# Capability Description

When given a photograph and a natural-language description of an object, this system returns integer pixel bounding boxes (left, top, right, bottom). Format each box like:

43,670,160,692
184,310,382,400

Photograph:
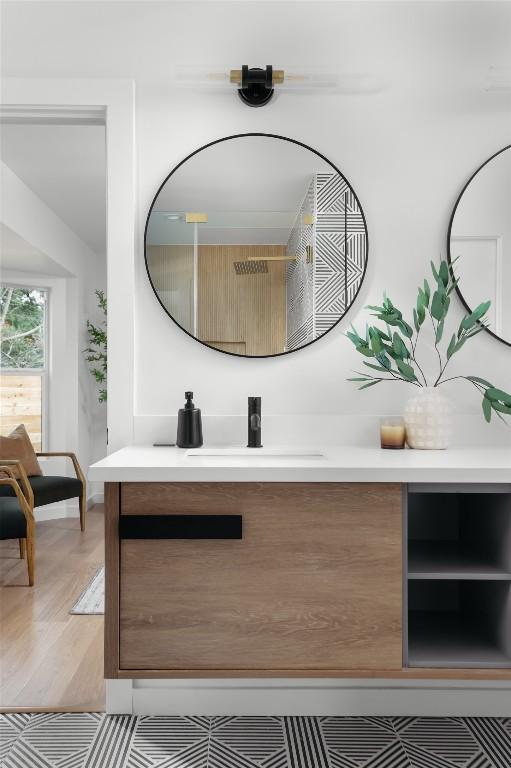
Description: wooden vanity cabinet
105,482,403,676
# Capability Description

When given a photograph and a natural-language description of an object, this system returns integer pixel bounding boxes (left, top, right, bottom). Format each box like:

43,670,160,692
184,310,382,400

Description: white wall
132,7,511,439
136,91,511,421
1,162,107,501
2,1,511,446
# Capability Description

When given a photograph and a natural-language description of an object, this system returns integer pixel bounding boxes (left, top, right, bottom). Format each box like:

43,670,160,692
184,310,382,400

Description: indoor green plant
346,258,511,448
83,289,107,403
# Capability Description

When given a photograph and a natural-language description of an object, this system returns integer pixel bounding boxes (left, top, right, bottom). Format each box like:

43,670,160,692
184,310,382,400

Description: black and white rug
2,714,511,768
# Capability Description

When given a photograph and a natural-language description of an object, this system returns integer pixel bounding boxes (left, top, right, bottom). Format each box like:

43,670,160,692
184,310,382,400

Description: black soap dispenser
177,391,203,448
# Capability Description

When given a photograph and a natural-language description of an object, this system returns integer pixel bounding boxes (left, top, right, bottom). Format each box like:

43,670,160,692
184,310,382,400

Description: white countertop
89,444,511,484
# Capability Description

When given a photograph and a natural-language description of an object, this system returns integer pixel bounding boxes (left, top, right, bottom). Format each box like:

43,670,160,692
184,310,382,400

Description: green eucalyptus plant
346,257,511,423
83,289,107,403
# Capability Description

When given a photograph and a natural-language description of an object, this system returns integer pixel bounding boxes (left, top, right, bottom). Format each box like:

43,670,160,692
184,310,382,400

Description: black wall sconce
230,65,284,107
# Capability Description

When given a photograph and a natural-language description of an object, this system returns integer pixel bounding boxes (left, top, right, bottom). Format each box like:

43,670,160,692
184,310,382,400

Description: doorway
0,103,115,711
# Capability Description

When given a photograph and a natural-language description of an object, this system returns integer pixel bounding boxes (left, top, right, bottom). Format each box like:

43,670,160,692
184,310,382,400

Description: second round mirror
449,145,511,347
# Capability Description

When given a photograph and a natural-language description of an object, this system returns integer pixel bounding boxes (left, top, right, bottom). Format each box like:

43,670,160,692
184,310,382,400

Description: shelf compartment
408,541,511,580
408,610,510,668
407,580,511,669
408,492,511,580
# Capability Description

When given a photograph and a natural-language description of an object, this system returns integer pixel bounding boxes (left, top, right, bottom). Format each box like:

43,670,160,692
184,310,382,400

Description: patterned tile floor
1,714,511,768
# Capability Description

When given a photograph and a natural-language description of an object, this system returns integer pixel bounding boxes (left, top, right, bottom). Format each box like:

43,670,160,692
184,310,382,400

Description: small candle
380,417,406,449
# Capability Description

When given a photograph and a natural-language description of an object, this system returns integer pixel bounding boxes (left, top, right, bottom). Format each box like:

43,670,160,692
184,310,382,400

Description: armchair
0,453,86,531
0,465,35,586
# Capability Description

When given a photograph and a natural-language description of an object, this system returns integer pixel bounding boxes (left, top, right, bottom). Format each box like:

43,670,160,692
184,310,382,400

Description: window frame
1,282,50,451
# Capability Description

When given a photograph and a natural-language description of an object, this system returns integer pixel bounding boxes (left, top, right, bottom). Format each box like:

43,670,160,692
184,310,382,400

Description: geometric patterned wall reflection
286,173,367,350
315,174,367,338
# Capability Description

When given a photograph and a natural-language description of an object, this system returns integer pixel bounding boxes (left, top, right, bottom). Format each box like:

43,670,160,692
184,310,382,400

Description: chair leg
79,493,86,532
19,538,26,559
26,537,35,586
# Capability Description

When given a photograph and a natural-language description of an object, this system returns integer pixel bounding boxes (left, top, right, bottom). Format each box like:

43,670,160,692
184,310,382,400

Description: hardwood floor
0,505,105,711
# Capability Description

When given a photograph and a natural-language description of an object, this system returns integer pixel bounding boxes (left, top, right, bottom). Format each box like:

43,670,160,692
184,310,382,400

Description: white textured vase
404,387,452,449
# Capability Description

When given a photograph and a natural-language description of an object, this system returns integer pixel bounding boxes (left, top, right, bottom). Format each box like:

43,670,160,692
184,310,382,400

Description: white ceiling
147,135,330,244
0,223,72,277
152,136,330,212
1,124,106,253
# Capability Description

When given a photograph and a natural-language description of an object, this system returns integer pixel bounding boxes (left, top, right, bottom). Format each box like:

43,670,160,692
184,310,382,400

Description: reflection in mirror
449,145,511,347
145,135,368,357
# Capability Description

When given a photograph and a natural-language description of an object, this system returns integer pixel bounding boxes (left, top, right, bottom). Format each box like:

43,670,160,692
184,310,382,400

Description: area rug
69,566,104,614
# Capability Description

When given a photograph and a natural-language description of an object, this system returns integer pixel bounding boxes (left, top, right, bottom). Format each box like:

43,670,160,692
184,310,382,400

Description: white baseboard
106,679,511,717
33,494,103,522
35,502,78,521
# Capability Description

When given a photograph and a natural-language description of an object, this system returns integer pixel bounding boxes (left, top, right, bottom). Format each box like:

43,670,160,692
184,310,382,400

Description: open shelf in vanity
405,485,511,669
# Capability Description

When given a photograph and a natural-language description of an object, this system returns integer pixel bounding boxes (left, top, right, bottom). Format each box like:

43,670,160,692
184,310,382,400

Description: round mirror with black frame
447,144,511,348
144,133,368,358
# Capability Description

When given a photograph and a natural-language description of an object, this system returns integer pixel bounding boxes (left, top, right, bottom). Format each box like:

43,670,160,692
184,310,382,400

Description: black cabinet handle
119,514,242,540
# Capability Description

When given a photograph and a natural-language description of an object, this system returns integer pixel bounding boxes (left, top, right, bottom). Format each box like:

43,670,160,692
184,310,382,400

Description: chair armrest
0,460,34,508
0,475,35,524
36,452,86,489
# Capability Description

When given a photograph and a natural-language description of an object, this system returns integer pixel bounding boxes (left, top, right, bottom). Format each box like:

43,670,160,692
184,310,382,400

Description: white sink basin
185,447,325,459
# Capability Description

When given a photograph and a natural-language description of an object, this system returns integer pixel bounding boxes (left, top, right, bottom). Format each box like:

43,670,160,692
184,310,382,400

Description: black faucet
247,396,262,448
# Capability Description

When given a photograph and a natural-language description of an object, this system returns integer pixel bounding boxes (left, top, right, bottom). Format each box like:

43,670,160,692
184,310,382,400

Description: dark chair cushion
0,498,27,539
0,476,83,507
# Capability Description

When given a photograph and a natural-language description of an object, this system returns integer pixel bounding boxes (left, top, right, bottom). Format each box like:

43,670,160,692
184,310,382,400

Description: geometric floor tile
461,719,511,768
321,716,400,765
3,712,103,768
211,716,285,765
0,714,26,757
396,717,481,766
284,717,331,768
0,714,27,763
208,739,263,768
4,739,55,768
366,741,410,767
1,715,511,768
22,713,102,765
130,716,209,768
401,739,461,768
84,715,137,768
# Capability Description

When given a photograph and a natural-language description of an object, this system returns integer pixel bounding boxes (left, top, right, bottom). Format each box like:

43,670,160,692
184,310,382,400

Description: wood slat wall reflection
198,245,286,356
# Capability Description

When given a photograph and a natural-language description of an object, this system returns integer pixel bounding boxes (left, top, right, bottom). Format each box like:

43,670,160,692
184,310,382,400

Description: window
0,286,48,450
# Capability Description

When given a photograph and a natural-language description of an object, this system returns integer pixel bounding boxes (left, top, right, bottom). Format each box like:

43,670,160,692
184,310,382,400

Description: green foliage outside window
0,287,46,369
84,289,107,403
